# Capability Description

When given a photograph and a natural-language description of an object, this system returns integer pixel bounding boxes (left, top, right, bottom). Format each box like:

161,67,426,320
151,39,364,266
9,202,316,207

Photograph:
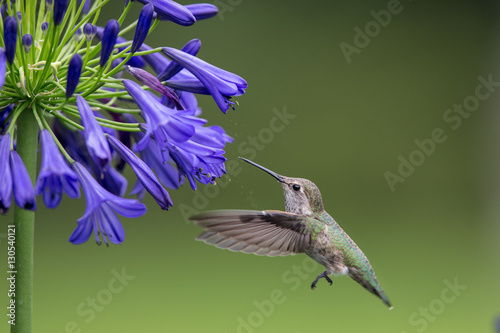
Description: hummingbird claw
311,271,331,290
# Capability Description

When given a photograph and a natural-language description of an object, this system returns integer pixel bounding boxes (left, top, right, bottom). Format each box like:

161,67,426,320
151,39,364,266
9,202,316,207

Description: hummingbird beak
239,157,285,182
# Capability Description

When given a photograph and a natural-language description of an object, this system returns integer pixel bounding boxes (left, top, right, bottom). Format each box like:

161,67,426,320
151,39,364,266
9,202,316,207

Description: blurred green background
2,0,500,332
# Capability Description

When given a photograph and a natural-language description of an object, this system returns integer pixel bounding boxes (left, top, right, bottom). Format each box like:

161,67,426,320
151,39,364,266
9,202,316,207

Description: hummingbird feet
311,271,333,290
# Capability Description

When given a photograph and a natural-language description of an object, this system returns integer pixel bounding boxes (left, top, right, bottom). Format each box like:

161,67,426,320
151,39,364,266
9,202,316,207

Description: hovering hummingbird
190,157,392,309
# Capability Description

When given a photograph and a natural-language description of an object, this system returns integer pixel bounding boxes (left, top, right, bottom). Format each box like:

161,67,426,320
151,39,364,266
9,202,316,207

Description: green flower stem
12,108,39,333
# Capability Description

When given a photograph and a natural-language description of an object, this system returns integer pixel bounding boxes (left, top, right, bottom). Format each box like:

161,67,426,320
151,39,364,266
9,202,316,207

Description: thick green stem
11,109,39,333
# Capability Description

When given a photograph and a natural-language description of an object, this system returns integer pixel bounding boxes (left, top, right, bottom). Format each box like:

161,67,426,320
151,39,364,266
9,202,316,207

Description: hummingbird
190,157,392,309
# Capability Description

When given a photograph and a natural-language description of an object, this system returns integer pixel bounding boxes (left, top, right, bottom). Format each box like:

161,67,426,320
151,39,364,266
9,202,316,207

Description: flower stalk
12,108,38,333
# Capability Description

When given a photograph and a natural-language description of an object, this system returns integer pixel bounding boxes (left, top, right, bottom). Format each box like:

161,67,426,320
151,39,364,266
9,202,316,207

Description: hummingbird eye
292,184,301,191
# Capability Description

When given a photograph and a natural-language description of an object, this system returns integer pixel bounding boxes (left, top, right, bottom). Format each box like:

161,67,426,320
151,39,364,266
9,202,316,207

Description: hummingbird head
239,157,324,215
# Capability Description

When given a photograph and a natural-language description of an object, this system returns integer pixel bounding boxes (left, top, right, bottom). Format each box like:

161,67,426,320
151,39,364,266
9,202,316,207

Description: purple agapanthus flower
69,162,146,245
162,47,247,113
0,0,245,245
36,130,80,208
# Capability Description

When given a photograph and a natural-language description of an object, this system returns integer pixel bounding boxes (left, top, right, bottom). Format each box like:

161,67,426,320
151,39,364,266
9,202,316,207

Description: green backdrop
2,0,499,332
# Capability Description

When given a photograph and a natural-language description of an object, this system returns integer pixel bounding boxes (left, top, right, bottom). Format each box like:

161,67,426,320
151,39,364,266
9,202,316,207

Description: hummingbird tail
348,268,393,309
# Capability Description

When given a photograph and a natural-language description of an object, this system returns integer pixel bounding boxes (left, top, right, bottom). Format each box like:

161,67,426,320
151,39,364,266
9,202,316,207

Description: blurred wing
190,209,312,257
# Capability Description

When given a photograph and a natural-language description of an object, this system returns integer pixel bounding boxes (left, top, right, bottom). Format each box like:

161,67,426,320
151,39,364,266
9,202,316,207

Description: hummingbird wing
190,209,312,257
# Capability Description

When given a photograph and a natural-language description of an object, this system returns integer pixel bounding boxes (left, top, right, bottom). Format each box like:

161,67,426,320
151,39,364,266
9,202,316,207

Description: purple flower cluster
0,0,246,245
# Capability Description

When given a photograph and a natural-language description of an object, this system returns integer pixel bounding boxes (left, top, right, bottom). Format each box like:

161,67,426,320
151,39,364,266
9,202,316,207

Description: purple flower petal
126,66,183,109
0,134,12,213
10,150,36,211
108,135,173,210
122,79,195,150
76,95,112,169
0,48,6,91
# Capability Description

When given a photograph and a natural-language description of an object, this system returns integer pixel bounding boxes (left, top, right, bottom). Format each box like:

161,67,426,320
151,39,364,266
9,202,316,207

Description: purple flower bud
36,130,80,208
76,95,112,169
185,4,218,21
83,23,95,42
157,39,200,81
10,150,37,211
126,66,183,109
99,19,119,67
136,0,195,26
107,135,173,210
78,0,91,14
0,134,12,213
0,4,6,21
0,48,6,90
4,16,18,64
66,54,82,99
41,22,49,33
131,4,154,53
22,34,33,53
17,11,22,21
53,0,69,26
